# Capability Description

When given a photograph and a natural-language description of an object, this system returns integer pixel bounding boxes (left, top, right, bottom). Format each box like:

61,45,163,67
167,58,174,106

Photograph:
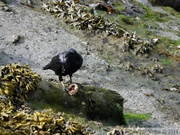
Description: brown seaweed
0,63,92,134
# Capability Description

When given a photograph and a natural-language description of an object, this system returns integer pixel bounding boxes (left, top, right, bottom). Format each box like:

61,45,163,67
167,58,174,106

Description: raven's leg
59,75,68,92
69,74,72,84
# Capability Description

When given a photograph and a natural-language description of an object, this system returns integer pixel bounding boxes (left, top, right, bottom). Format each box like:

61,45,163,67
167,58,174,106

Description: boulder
149,0,180,11
29,81,126,125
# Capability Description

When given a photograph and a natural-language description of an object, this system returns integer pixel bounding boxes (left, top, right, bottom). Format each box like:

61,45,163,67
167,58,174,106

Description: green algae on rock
124,113,151,125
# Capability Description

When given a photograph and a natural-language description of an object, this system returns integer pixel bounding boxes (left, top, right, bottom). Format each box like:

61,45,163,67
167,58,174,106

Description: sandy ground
0,1,180,134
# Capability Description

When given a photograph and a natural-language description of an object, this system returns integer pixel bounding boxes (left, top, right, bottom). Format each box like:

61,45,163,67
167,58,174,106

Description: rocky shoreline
0,0,179,134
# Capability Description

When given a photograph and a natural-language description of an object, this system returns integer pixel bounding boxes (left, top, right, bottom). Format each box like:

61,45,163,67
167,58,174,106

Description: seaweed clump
0,63,41,106
42,0,125,37
0,63,92,134
0,101,90,134
42,0,156,56
122,32,156,55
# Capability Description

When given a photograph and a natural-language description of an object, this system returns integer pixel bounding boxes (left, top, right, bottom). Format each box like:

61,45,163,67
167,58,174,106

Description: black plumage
43,48,83,91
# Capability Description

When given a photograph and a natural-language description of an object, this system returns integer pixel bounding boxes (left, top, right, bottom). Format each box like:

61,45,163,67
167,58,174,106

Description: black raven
43,48,83,91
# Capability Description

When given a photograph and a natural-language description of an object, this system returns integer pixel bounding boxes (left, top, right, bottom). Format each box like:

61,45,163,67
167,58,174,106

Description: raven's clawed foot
61,81,69,92
64,87,69,92
61,81,78,95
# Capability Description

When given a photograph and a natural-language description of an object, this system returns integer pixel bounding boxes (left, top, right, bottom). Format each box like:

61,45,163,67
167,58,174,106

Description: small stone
3,6,10,11
81,41,89,45
152,38,158,44
135,16,140,20
12,35,21,44
81,102,86,105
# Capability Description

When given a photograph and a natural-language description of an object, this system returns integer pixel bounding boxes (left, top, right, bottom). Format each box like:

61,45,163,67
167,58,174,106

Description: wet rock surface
0,0,180,134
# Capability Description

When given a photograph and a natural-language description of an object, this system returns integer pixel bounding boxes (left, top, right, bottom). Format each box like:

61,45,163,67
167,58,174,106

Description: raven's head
69,48,77,54
66,48,78,58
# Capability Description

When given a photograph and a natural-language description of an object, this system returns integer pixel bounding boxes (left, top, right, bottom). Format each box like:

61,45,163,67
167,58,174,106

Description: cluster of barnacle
0,63,92,134
138,64,163,78
42,0,125,37
0,63,41,105
122,32,154,55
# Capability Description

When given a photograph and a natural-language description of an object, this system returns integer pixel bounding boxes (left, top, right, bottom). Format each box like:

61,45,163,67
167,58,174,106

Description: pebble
12,35,21,44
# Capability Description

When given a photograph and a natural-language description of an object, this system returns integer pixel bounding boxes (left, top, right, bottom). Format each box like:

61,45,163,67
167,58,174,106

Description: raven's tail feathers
43,63,51,70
